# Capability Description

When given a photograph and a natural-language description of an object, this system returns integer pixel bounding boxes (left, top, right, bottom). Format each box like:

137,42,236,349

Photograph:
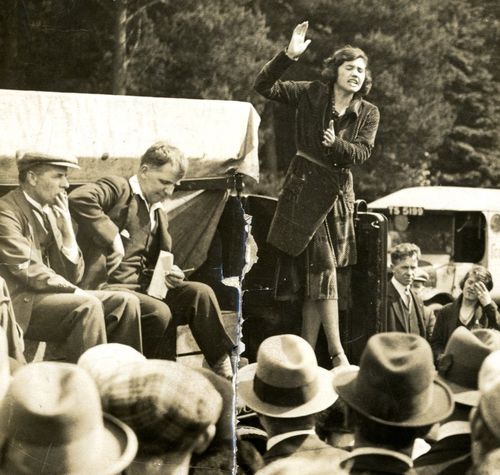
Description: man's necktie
33,208,52,235
404,287,412,310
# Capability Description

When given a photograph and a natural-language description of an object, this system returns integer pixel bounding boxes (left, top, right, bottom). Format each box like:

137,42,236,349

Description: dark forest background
1,0,499,201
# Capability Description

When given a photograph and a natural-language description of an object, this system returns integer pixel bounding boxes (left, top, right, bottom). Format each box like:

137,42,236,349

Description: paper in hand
147,251,174,299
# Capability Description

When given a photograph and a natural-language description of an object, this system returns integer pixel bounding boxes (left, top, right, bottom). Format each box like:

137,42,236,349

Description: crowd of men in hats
0,145,500,473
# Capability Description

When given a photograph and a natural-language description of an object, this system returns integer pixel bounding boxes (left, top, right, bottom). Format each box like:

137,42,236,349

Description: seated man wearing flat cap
0,152,142,362
238,334,346,467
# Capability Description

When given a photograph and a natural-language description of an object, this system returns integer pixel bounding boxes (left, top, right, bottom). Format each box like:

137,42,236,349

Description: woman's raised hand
286,21,311,60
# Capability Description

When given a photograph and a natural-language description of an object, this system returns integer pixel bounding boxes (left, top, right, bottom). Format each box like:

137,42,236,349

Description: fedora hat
478,378,500,441
478,350,500,394
333,332,454,427
237,334,338,418
413,268,429,284
16,150,80,171
0,362,137,475
437,327,500,406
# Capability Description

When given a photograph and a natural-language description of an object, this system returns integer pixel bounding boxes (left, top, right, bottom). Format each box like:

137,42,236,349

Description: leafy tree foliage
431,0,500,187
0,0,498,198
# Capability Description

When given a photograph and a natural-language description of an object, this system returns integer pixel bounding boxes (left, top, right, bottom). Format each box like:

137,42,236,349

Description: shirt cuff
61,243,79,264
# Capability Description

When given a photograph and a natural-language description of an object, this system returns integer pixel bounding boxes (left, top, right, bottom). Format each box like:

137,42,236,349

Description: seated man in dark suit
237,334,346,467
387,243,427,337
0,152,142,363
69,141,235,377
332,332,455,474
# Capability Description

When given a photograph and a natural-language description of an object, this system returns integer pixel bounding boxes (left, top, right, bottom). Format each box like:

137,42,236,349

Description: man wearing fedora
0,152,142,362
332,332,455,474
0,361,138,474
238,334,346,466
414,327,500,474
387,243,427,337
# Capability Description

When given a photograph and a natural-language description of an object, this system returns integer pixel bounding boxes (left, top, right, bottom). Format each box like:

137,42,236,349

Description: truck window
453,212,486,263
386,211,486,263
387,213,454,256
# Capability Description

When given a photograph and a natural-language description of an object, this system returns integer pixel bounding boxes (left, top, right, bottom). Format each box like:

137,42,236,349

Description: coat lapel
388,281,408,331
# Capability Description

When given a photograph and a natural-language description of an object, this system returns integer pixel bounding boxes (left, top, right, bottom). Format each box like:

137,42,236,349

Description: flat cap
16,151,80,171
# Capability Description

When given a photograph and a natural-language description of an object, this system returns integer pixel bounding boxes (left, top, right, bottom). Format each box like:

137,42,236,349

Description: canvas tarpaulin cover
0,89,261,273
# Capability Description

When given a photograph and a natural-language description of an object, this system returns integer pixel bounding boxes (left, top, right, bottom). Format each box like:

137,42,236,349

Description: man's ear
25,170,37,187
192,424,216,455
470,407,485,442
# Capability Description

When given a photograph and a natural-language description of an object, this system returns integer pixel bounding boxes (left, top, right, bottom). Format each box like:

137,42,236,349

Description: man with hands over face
0,152,142,363
69,142,235,378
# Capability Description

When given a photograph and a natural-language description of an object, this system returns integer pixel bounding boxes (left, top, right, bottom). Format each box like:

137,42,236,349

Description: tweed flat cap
101,359,223,455
16,151,80,171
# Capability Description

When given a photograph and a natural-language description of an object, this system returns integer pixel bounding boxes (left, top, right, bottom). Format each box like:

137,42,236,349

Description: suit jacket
414,434,471,475
68,176,172,290
263,433,346,466
386,281,426,338
0,188,83,331
430,296,499,362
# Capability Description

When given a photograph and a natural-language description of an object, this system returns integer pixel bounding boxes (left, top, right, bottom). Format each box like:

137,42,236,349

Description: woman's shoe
331,352,350,368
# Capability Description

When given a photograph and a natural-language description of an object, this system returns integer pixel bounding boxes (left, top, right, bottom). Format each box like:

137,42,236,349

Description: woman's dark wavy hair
321,45,372,97
459,265,494,292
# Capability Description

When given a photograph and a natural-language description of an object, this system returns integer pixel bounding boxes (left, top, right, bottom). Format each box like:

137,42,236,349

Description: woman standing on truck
255,21,380,367
430,265,500,363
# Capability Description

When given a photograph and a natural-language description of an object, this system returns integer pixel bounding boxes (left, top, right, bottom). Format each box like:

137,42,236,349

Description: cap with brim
238,362,337,418
333,368,454,427
16,151,80,171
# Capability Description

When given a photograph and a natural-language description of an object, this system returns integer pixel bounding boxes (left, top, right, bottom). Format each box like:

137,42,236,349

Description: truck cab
369,186,500,305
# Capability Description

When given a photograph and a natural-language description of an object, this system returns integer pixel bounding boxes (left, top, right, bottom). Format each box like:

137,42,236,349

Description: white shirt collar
436,421,471,441
129,175,163,230
266,429,316,451
392,276,410,302
23,191,49,214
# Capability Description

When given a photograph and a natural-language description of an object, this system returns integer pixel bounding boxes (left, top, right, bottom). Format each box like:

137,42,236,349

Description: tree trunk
112,0,127,95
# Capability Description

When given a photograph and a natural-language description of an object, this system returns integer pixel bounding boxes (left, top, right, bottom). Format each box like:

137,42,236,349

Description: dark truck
0,88,386,366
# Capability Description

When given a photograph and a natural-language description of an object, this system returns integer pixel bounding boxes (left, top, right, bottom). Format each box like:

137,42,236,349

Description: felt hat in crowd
437,327,500,406
413,268,430,283
15,150,80,171
99,359,223,455
478,350,500,394
333,332,454,427
238,334,338,418
477,350,500,442
78,343,146,393
0,362,137,475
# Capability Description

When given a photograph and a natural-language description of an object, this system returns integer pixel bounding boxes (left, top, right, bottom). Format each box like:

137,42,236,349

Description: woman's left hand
475,281,492,306
322,120,336,147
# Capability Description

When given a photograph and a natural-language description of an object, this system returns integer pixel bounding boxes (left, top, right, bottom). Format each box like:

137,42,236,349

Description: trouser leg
166,281,234,366
89,290,143,353
25,292,107,363
105,287,173,359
